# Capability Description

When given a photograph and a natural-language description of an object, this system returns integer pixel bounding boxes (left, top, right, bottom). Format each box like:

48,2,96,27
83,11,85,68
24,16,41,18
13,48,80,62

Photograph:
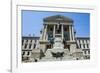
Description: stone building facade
22,15,90,62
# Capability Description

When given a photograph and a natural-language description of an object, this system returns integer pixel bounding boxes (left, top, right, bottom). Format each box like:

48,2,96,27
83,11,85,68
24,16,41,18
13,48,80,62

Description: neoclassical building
22,15,90,62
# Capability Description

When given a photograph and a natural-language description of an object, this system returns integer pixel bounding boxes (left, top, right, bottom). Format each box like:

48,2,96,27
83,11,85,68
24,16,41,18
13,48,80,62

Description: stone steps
39,49,75,61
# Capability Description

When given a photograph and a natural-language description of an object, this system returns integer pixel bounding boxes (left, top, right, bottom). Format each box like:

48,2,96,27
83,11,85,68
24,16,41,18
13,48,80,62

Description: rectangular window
22,51,25,55
87,44,89,48
83,44,85,48
34,44,36,49
84,51,87,54
24,44,27,49
29,44,32,49
85,40,87,43
82,40,84,44
80,44,81,48
27,51,30,55
88,50,90,54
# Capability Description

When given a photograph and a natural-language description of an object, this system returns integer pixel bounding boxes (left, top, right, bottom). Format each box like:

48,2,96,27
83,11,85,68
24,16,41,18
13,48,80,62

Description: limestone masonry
22,15,90,62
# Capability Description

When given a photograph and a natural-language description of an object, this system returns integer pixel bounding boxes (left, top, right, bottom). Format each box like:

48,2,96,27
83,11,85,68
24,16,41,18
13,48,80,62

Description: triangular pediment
43,15,73,22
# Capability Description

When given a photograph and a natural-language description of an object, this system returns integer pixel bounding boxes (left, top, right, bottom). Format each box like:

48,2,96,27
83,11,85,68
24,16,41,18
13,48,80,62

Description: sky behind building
22,10,90,37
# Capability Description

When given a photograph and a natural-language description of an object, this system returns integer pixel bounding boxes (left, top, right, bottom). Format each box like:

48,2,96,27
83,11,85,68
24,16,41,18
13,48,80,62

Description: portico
41,23,75,42
39,15,76,55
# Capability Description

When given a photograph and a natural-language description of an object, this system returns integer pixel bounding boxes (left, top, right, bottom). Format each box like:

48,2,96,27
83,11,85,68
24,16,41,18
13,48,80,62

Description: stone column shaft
53,25,55,38
72,26,75,41
44,25,47,40
69,25,72,41
62,24,64,40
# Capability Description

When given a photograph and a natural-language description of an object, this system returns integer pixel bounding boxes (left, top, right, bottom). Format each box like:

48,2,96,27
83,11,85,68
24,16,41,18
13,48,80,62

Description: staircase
39,37,76,61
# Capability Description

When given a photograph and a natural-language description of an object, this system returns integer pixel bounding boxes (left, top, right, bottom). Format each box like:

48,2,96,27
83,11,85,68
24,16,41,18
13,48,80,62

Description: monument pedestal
40,37,73,61
39,40,48,53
